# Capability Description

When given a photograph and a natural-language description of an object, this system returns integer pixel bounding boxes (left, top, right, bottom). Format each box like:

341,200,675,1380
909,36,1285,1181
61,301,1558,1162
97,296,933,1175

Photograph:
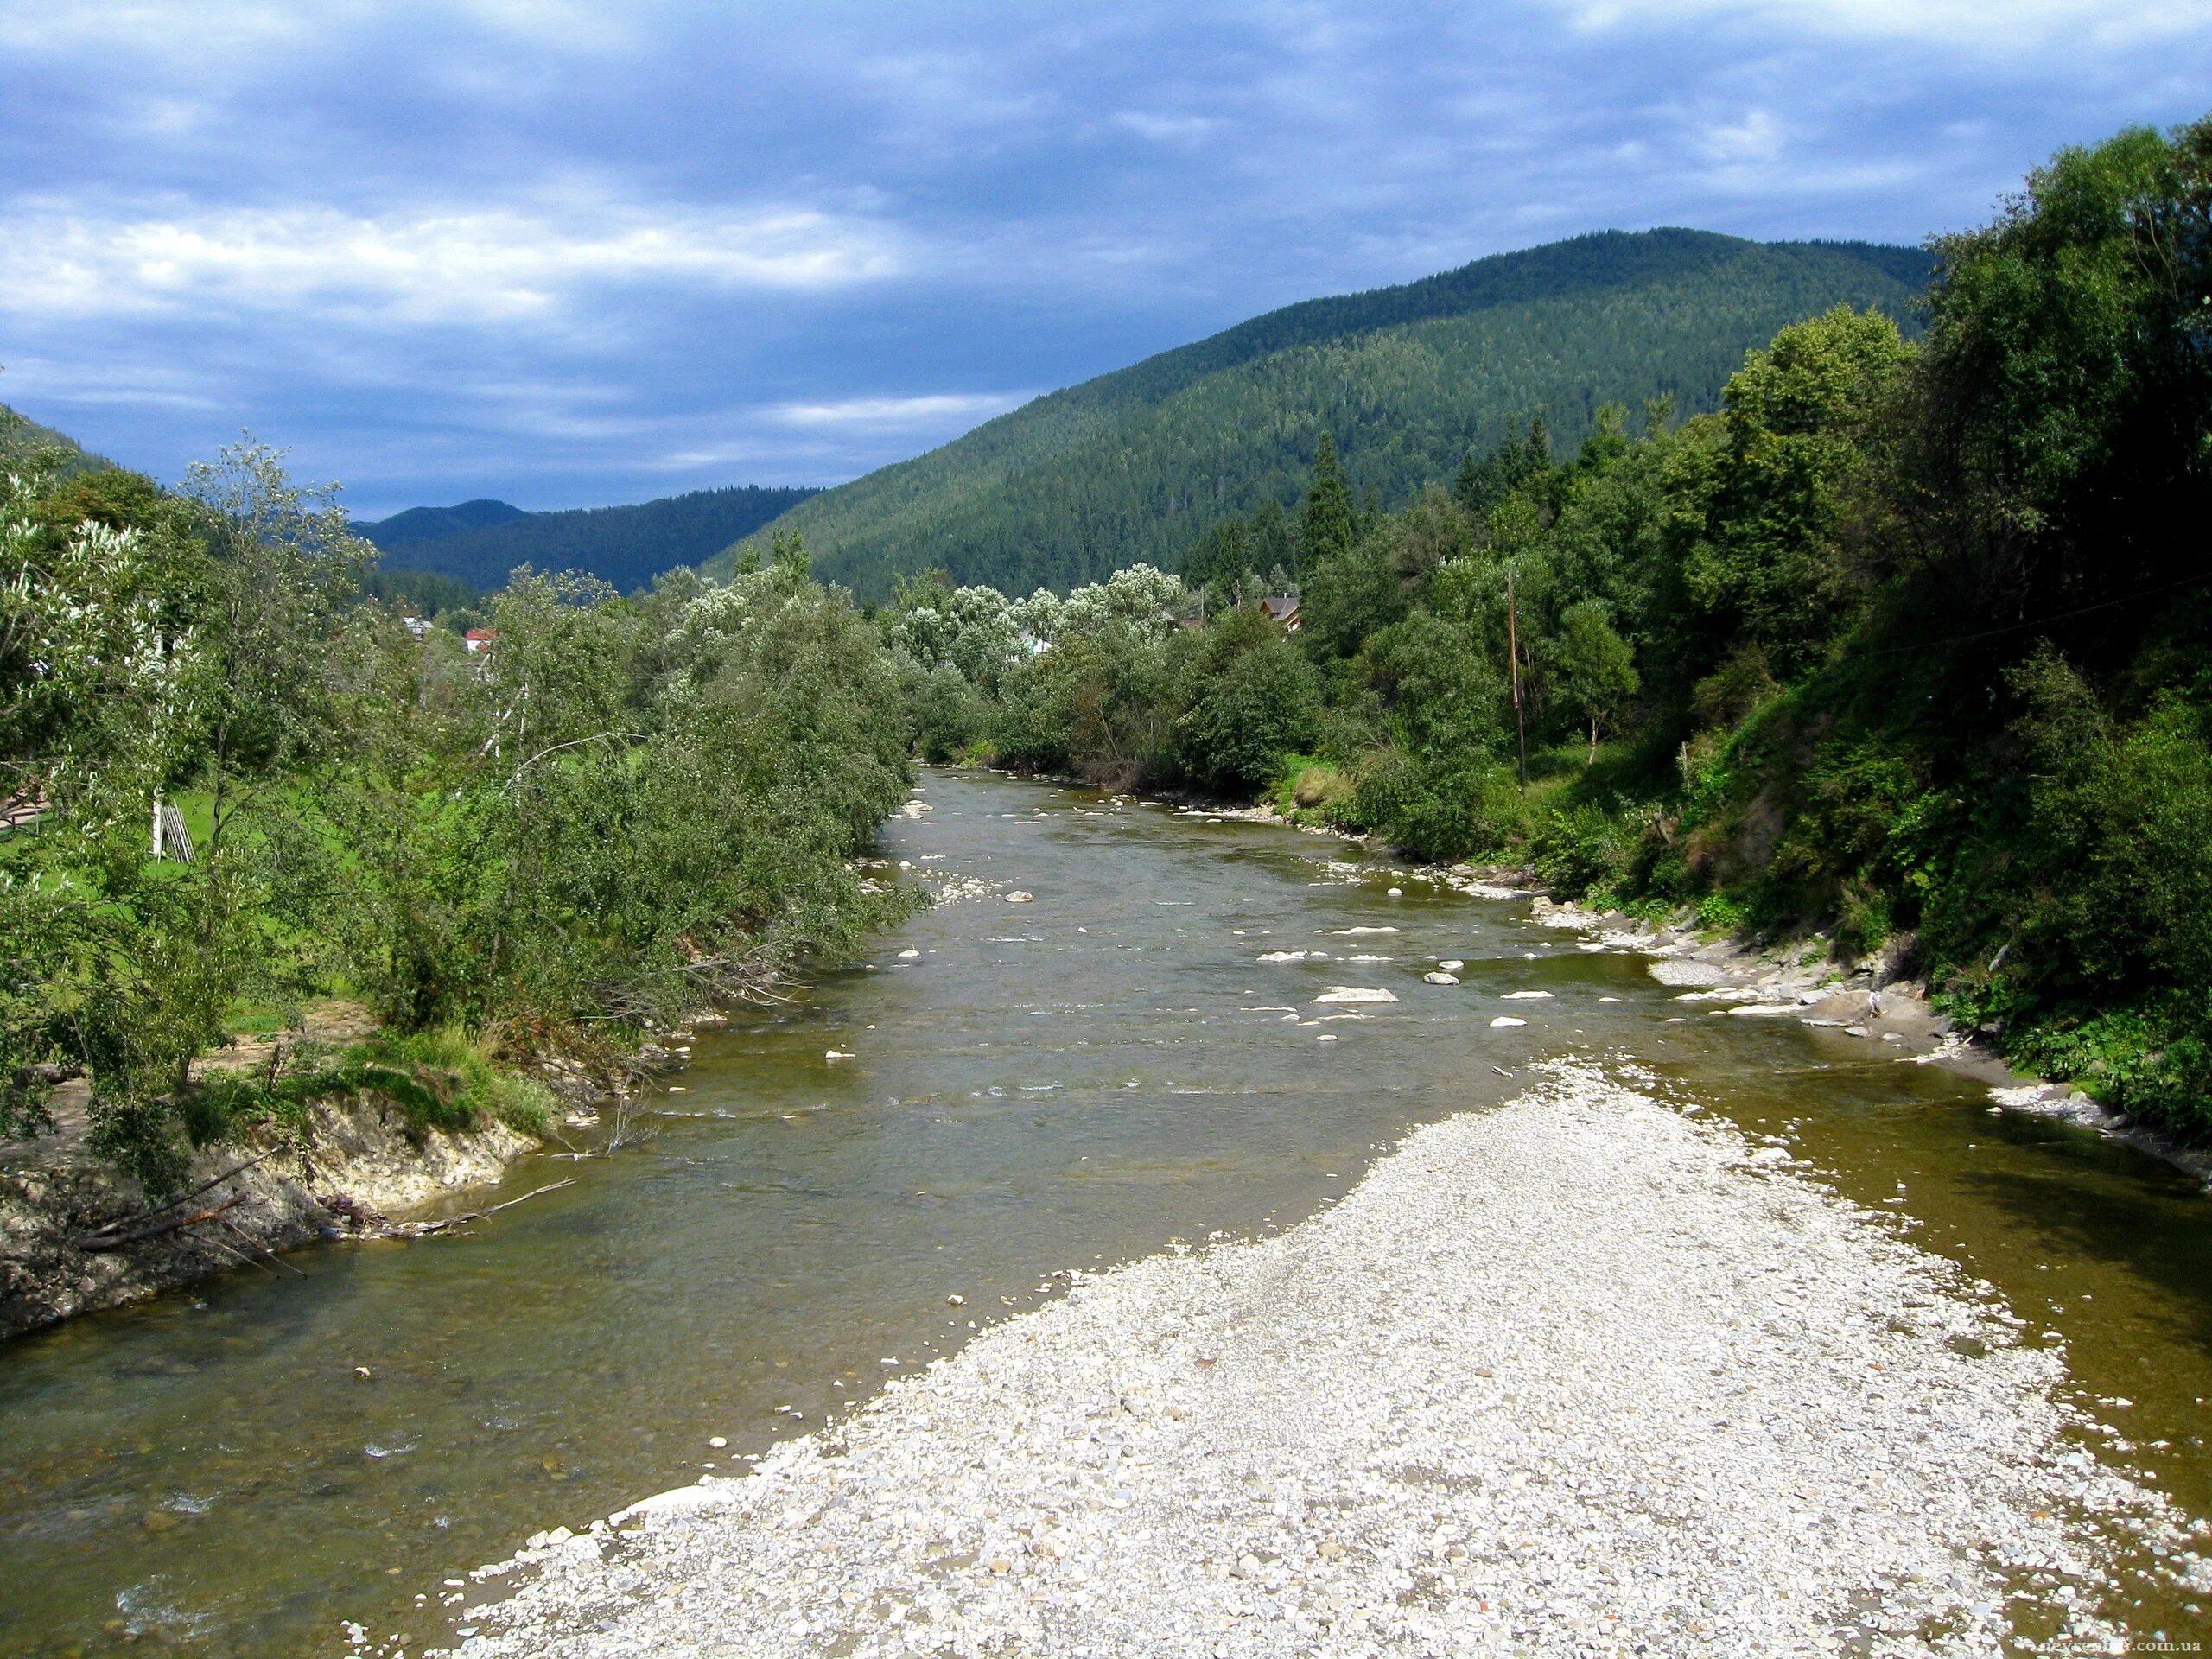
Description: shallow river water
2,769,2207,1656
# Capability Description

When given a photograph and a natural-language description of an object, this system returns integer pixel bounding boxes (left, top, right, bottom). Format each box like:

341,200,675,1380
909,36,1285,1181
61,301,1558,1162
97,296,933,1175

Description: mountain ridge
359,498,531,548
717,229,1935,597
365,483,821,593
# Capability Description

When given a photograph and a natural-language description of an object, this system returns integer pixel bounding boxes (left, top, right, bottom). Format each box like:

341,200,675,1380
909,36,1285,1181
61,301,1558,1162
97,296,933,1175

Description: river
1,768,2206,1656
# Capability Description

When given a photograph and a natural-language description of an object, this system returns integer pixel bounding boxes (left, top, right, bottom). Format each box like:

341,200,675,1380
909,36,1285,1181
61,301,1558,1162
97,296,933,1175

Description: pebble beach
433,1062,2201,1657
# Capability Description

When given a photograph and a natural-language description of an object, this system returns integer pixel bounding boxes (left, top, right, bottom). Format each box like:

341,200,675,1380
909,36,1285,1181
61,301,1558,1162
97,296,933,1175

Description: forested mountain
359,498,530,547
365,484,819,593
718,231,1933,597
0,401,111,473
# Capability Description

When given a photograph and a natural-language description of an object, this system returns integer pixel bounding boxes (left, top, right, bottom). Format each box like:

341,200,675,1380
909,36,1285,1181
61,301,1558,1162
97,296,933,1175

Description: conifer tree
1250,497,1298,575
1301,432,1355,566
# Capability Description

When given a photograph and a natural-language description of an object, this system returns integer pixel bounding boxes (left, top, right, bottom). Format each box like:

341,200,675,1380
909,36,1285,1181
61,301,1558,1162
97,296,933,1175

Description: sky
3,2,2209,519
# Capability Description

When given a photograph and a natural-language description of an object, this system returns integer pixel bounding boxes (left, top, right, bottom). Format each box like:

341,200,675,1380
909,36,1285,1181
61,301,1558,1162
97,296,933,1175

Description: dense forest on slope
365,483,819,593
0,401,110,473
719,232,1932,597
2,429,906,1189
869,117,2212,1145
359,497,530,546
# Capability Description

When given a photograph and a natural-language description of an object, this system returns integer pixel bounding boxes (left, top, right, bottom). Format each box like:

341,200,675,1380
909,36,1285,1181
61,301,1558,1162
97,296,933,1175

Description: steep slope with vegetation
0,400,110,473
722,231,1931,597
2,416,908,1195
868,117,2212,1146
365,483,819,594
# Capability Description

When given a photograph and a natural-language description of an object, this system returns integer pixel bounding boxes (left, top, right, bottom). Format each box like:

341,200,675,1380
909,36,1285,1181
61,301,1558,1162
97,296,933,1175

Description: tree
1663,306,1912,680
1554,600,1640,761
1179,607,1318,794
1182,515,1258,609
0,440,364,1189
1907,116,2212,644
1249,497,1298,576
1300,536,1405,663
1301,432,1355,566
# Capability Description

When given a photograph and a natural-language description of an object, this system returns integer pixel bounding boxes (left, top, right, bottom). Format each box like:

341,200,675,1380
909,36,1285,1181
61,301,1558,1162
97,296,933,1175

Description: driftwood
74,1193,253,1253
377,1178,575,1239
68,1148,282,1251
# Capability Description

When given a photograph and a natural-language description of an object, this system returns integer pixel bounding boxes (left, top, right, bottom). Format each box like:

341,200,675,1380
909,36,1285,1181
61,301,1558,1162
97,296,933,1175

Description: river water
1,768,2206,1656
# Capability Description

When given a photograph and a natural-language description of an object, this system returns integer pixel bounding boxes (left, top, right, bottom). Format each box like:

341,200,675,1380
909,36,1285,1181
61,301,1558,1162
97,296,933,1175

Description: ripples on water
0,769,2205,1656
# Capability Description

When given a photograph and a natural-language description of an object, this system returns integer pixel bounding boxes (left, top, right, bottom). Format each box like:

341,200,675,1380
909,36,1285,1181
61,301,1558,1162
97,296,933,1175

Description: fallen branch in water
376,1178,575,1239
68,1148,284,1251
221,1212,306,1275
73,1193,252,1252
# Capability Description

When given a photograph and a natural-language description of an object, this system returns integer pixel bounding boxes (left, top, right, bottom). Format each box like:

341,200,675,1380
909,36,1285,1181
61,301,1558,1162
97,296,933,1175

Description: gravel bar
434,1062,2193,1657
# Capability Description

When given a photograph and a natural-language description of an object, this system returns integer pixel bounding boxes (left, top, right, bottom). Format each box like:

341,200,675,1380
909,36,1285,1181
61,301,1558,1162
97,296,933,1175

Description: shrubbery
3,439,915,1190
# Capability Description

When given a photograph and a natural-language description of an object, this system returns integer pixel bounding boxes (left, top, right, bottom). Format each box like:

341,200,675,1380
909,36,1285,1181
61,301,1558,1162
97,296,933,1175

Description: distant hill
0,401,111,473
716,229,1936,597
363,484,821,594
359,498,531,548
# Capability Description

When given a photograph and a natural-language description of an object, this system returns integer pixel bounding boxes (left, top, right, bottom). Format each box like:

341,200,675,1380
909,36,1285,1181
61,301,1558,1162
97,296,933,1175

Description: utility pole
1506,565,1528,791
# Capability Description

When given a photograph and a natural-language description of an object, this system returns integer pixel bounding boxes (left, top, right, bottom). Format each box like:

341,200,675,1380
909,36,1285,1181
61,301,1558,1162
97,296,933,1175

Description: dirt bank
0,1090,540,1340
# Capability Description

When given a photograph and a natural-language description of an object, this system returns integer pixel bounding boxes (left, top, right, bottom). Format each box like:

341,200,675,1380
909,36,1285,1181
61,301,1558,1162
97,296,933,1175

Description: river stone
447,1063,2179,1659
1313,988,1397,1004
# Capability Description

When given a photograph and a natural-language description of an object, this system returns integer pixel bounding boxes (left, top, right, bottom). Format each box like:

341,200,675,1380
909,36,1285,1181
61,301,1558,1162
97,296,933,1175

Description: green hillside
370,483,819,594
0,401,110,473
721,231,1933,596
359,497,531,548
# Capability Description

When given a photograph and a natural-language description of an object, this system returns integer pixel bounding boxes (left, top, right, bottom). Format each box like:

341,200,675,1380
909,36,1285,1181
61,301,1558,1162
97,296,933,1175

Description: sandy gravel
433,1063,2193,1658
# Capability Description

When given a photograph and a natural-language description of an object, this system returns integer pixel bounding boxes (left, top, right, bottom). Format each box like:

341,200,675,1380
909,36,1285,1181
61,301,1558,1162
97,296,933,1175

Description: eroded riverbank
442,1061,2205,1657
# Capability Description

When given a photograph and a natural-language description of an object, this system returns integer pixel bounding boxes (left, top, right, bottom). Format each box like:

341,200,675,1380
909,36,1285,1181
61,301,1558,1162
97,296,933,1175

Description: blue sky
3,2,2208,518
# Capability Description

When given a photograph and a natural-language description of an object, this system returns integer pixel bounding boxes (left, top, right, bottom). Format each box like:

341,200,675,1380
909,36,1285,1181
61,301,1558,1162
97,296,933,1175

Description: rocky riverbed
429,1061,2204,1658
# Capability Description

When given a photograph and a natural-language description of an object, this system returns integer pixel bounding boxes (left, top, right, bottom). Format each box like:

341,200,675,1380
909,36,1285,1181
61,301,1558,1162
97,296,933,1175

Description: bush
1696,892,1750,934
1179,626,1319,796
2002,995,2212,1145
1350,747,1525,862
1530,801,1636,898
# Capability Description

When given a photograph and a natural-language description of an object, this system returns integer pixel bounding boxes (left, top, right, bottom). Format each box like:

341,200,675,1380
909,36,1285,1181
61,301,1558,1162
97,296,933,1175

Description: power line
1845,567,2212,660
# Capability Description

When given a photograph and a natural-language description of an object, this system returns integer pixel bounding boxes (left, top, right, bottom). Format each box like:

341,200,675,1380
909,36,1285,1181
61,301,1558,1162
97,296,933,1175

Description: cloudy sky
3,2,2207,518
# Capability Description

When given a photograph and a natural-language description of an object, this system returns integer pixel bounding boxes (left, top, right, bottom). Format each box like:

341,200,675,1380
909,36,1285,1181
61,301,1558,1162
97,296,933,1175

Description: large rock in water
1314,987,1397,1004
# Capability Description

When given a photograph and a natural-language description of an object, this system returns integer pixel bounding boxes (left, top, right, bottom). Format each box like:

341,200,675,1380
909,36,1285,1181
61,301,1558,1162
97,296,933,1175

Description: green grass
187,1025,556,1144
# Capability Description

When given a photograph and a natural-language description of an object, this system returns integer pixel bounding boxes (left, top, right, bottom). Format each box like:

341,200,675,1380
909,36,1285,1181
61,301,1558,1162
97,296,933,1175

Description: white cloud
1547,0,2212,47
1700,109,1783,163
0,361,221,412
771,392,1035,429
0,198,903,324
0,2,309,54
1112,110,1223,146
